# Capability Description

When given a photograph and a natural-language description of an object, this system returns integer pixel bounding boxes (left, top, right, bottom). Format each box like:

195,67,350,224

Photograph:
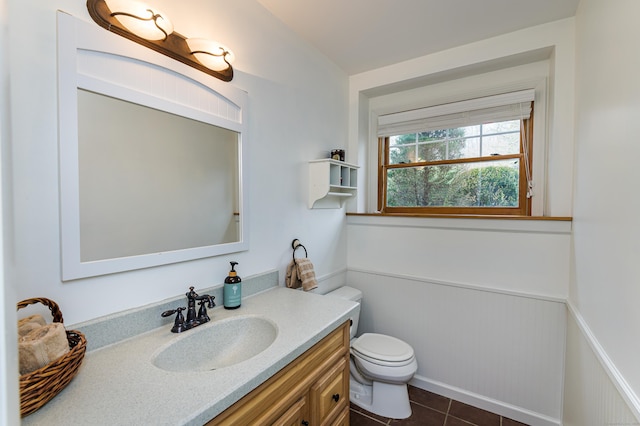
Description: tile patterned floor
349,386,529,426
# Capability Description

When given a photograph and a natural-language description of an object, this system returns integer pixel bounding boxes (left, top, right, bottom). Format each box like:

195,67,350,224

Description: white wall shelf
309,159,359,209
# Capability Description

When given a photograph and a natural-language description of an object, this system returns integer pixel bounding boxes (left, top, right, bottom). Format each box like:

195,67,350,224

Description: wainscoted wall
346,215,572,299
346,270,565,425
568,0,640,423
346,216,571,424
563,305,638,426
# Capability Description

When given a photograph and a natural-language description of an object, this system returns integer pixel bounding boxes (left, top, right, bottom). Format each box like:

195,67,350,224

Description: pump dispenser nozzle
228,261,238,277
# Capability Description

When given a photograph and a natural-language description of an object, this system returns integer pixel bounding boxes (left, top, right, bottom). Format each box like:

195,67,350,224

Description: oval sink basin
152,316,278,372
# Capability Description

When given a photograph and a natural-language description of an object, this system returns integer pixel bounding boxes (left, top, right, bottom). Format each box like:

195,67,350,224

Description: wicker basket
17,297,87,417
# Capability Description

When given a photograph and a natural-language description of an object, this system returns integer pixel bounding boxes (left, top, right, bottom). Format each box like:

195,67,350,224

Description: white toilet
326,286,418,419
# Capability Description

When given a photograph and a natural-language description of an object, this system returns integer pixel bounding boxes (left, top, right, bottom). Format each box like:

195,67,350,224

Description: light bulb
186,38,235,72
105,0,174,41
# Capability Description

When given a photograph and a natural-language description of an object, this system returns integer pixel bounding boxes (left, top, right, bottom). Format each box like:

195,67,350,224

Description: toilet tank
325,286,362,340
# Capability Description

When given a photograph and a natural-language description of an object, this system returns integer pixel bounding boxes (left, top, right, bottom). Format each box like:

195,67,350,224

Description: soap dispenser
223,261,242,309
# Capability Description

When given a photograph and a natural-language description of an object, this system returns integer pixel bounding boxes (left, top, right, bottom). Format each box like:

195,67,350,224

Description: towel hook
291,238,307,262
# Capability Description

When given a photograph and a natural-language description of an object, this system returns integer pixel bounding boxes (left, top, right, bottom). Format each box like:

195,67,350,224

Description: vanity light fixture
104,0,173,41
86,0,234,81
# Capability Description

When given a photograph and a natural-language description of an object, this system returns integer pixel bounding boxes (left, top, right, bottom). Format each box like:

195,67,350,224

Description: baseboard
410,375,561,426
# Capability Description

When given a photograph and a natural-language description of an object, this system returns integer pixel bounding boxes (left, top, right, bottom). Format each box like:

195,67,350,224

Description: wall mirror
57,11,248,281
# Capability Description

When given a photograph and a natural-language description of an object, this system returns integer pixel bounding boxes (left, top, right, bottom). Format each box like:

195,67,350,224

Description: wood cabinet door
310,358,349,425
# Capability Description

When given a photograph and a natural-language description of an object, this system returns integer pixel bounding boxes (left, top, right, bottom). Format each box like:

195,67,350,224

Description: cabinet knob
301,421,309,426
332,393,340,402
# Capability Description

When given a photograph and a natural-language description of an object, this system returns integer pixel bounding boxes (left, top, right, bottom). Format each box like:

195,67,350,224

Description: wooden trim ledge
346,213,572,234
347,213,572,221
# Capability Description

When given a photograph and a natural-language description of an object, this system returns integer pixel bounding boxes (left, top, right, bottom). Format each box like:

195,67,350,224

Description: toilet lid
351,333,414,363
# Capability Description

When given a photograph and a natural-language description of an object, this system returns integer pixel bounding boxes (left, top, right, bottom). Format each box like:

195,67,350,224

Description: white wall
5,0,349,328
564,306,638,425
6,0,640,424
347,217,570,424
349,18,576,217
342,3,640,423
345,17,577,425
565,0,640,422
1,0,20,422
347,270,567,424
3,0,351,415
348,216,571,299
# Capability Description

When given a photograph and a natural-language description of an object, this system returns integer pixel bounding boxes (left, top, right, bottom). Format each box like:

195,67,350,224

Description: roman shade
377,89,535,137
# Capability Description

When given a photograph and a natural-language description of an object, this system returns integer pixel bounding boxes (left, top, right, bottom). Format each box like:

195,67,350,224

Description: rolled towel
295,258,318,292
18,322,43,337
18,314,46,328
18,314,47,337
19,323,69,375
285,259,302,289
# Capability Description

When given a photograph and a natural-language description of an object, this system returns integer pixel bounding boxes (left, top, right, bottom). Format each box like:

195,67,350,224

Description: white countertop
22,287,357,426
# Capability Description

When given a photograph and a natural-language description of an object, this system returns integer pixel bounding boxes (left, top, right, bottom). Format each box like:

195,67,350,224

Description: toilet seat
352,354,418,384
351,333,415,367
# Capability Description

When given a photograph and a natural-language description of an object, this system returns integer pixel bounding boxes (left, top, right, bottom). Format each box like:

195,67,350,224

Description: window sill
346,212,572,233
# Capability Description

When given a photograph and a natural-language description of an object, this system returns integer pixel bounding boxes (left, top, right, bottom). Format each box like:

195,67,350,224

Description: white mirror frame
57,11,249,281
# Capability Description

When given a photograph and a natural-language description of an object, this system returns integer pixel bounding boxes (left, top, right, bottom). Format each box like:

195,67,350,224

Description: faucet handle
196,295,215,323
161,307,187,333
196,294,215,308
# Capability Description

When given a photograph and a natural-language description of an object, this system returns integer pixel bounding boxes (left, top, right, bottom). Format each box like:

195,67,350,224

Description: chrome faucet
161,286,216,333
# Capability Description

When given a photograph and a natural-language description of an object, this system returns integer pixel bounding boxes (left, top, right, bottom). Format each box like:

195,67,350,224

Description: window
377,90,534,216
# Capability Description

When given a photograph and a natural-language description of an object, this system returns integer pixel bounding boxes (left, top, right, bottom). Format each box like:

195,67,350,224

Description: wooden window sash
378,117,532,216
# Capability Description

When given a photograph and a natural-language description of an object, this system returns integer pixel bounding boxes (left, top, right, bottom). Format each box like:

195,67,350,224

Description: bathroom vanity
20,286,358,425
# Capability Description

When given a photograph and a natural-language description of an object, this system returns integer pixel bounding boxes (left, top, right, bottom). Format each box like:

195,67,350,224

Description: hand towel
19,323,69,375
285,259,302,289
295,258,318,291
